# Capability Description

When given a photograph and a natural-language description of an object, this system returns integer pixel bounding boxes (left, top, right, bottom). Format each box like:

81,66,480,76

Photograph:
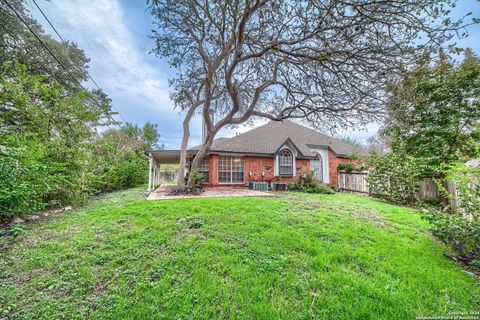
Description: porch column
154,164,157,188
148,154,153,191
153,161,157,189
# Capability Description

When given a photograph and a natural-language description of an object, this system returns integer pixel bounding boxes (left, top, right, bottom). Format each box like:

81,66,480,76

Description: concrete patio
147,184,274,200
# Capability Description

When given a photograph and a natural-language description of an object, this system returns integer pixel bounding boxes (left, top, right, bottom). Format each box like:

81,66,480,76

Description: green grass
1,188,478,319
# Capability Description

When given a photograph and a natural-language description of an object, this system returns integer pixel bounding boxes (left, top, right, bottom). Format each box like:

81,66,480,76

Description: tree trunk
177,106,196,189
186,132,215,188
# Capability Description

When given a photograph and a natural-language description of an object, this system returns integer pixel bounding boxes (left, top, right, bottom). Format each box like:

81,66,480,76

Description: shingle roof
192,120,367,157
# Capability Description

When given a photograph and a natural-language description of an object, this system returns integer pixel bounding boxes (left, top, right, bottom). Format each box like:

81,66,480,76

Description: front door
310,156,323,182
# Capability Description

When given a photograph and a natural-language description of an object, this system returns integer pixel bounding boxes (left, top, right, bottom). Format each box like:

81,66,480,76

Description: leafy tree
0,0,89,88
0,62,113,216
0,62,161,217
149,0,472,188
383,50,480,177
0,0,113,120
118,122,162,150
90,123,163,191
366,151,424,205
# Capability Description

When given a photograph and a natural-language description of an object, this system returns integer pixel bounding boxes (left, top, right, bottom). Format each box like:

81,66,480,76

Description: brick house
147,120,365,189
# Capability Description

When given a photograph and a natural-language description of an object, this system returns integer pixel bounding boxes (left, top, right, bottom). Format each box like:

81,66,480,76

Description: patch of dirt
93,280,111,297
350,210,399,231
172,227,207,243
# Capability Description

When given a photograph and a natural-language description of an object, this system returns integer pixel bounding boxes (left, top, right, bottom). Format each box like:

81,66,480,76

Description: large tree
382,50,480,177
0,0,113,120
149,0,473,188
0,0,89,89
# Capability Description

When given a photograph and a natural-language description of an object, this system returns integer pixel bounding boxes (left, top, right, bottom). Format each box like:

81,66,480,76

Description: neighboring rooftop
192,120,367,157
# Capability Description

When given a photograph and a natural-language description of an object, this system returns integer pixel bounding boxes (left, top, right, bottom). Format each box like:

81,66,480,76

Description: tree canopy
382,50,480,176
148,0,473,188
1,0,89,88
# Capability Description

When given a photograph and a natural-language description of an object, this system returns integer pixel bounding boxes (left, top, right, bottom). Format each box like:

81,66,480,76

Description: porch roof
146,150,196,164
146,148,316,163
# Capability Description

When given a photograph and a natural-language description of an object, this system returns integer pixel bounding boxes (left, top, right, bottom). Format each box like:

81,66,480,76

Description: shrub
437,162,480,217
166,173,204,196
0,62,160,218
423,208,480,269
111,153,148,189
337,163,366,172
365,151,423,204
422,162,480,270
288,172,335,194
168,171,206,196
0,132,56,218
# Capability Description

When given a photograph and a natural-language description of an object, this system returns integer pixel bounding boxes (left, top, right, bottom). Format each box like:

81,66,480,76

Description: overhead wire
2,0,126,127
30,0,128,124
0,4,114,129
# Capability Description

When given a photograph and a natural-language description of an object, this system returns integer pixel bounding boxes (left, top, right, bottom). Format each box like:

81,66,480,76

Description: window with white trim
219,156,244,183
279,149,293,175
198,158,209,183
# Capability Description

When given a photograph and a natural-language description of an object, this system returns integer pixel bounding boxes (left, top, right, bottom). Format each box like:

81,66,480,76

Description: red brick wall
208,154,219,186
244,156,310,184
244,156,274,183
207,154,310,186
206,152,357,187
327,150,358,186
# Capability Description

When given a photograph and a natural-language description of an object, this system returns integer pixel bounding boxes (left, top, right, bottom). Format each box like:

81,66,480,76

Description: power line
3,0,127,125
30,0,128,124
0,19,115,129
4,0,84,88
30,0,103,93
31,0,64,42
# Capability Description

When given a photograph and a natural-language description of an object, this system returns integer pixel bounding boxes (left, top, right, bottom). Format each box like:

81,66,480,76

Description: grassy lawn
1,188,478,319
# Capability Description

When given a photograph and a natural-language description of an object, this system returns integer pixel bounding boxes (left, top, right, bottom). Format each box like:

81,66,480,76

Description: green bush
0,134,51,217
288,172,335,194
0,62,159,218
111,154,148,189
184,171,205,190
422,162,480,269
337,163,366,172
365,151,423,204
423,209,480,269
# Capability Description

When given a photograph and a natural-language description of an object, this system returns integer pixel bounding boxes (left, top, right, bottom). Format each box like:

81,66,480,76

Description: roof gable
274,138,303,156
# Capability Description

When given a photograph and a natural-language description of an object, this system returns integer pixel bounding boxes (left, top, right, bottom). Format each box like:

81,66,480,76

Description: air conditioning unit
272,182,287,191
248,182,269,190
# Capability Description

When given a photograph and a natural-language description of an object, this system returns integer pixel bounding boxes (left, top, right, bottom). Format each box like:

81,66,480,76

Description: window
198,158,209,183
279,149,293,175
219,156,244,183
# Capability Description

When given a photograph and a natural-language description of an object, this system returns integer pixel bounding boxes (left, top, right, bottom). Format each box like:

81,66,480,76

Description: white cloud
30,0,183,146
29,0,380,148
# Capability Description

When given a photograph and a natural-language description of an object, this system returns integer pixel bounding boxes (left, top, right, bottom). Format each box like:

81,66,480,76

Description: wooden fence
338,171,369,194
338,171,459,208
415,178,458,208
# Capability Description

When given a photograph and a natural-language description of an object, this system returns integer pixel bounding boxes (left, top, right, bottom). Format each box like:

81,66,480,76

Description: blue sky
28,0,480,149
